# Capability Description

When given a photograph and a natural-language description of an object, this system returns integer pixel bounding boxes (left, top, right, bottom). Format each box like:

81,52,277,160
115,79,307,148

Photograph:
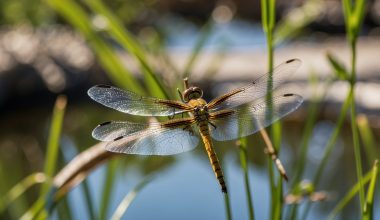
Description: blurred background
0,0,380,219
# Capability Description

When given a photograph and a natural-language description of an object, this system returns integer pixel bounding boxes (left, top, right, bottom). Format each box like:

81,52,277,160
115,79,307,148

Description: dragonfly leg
177,88,185,102
168,109,176,120
183,125,195,136
208,121,217,130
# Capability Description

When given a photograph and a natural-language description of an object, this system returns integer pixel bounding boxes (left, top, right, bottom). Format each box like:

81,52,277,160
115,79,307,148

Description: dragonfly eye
183,87,203,102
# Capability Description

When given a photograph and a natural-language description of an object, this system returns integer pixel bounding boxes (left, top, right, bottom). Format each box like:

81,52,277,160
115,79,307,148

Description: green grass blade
271,121,282,220
57,197,74,220
82,0,169,99
261,0,281,216
45,0,144,94
268,0,276,31
0,173,46,213
328,165,380,220
99,159,118,220
261,2,278,218
342,0,353,21
357,115,378,166
41,95,67,196
111,176,154,220
326,53,349,81
261,0,269,33
291,73,328,186
238,139,255,220
224,192,233,220
82,180,98,220
352,0,366,39
274,0,324,45
363,160,378,220
261,0,276,33
301,89,353,219
182,19,213,79
287,73,333,220
350,91,365,215
20,96,67,219
20,198,45,220
314,89,351,184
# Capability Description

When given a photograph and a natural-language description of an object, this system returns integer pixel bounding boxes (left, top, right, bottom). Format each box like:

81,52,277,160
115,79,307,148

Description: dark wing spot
113,136,124,141
286,59,296,63
99,121,112,126
96,84,112,88
283,93,294,97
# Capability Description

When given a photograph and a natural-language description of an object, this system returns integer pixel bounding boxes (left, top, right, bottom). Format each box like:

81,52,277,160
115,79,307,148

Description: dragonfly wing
92,121,147,141
208,59,301,110
88,85,191,116
92,118,200,155
209,93,303,141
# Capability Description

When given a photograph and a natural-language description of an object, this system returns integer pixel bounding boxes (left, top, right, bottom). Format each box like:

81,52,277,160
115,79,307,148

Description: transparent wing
209,93,303,141
88,85,191,116
208,59,301,111
92,118,200,155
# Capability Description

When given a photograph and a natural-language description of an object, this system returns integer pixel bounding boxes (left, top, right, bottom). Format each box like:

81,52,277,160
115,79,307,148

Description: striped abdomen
198,121,227,193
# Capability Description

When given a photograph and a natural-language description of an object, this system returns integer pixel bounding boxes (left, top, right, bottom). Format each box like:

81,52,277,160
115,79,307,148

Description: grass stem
224,192,233,220
238,139,255,220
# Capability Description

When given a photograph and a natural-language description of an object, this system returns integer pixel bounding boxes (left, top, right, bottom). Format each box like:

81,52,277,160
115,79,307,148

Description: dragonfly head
183,86,203,102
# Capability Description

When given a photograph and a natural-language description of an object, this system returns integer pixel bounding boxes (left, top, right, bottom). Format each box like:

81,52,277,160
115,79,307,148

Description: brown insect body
185,87,227,193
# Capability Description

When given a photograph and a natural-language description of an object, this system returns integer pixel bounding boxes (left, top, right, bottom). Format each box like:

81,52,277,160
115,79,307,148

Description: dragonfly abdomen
199,122,227,193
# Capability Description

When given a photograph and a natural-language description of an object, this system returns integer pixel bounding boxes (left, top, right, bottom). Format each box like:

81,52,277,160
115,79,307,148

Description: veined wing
92,118,199,155
209,93,303,141
207,59,301,111
88,85,192,116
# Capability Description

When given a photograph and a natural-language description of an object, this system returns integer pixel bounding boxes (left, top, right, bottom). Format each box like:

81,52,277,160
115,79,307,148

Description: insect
88,58,303,193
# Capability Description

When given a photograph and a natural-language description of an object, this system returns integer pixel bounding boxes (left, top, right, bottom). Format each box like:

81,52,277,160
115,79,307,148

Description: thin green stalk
0,173,46,213
20,198,45,220
261,0,278,217
111,176,154,220
263,5,284,219
349,41,365,213
328,165,380,220
288,75,332,219
224,192,232,220
41,95,67,196
82,180,97,220
274,173,283,220
291,75,326,186
82,0,169,99
301,89,353,219
183,19,213,79
238,139,255,220
342,0,367,216
99,159,118,220
45,0,144,94
57,197,73,220
363,160,378,220
21,96,67,220
357,115,378,165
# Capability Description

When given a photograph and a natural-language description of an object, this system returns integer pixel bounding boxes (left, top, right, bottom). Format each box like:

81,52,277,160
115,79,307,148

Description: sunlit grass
21,95,67,220
329,161,379,220
111,175,154,220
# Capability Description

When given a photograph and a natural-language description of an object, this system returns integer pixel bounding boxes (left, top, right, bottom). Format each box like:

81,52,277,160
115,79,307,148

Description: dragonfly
88,58,303,193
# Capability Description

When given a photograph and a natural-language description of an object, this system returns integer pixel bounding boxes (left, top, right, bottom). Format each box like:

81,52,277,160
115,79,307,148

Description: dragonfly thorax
183,86,203,102
190,102,210,123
